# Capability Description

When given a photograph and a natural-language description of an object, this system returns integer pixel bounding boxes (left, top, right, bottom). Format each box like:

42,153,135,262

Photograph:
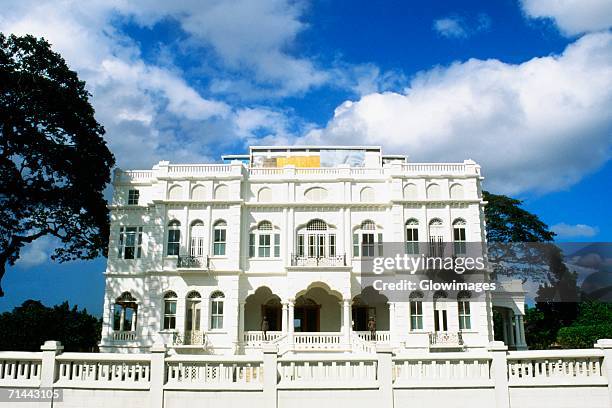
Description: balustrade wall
1,340,611,408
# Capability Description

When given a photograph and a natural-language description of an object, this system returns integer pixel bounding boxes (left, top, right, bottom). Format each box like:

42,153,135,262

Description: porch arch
244,286,282,331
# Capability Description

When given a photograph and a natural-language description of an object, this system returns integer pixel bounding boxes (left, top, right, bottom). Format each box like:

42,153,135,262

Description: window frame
212,220,227,256
118,226,143,260
210,291,225,330
166,220,181,256
162,291,177,331
127,189,140,205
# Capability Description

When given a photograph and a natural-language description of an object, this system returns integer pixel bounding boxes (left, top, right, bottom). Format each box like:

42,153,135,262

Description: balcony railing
429,331,464,348
112,331,137,341
177,255,209,269
290,254,346,267
182,330,205,346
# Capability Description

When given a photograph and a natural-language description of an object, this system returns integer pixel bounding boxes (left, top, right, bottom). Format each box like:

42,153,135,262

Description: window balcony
428,331,464,350
112,331,137,341
176,330,205,346
177,255,210,269
290,254,347,267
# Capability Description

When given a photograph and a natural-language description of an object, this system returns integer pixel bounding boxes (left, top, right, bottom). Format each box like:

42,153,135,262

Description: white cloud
433,14,491,39
300,32,612,194
552,223,599,238
521,0,612,36
15,236,57,268
434,18,468,38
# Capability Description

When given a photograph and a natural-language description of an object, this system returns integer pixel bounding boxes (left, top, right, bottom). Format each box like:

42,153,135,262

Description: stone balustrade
0,340,611,407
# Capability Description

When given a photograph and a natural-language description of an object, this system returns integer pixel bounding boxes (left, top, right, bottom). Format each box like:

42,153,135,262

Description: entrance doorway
434,291,448,332
294,297,320,332
261,298,282,331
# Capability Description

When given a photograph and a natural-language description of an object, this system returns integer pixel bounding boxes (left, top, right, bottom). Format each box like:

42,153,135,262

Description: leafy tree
557,301,612,348
0,300,101,351
483,191,580,349
0,33,114,296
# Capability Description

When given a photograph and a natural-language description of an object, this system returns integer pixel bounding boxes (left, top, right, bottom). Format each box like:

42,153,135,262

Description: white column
342,299,351,346
281,302,288,333
238,301,245,344
119,307,126,331
501,312,508,345
389,302,396,345
520,315,527,347
507,310,515,348
516,314,527,350
288,299,295,345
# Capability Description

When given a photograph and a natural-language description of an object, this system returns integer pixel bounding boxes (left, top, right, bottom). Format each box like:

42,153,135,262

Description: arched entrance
294,285,342,332
244,287,282,331
352,286,390,331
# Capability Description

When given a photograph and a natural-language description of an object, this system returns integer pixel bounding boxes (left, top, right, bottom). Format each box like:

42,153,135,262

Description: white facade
99,146,526,354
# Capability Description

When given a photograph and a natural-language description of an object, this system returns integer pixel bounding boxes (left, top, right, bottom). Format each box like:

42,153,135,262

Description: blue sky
0,0,610,315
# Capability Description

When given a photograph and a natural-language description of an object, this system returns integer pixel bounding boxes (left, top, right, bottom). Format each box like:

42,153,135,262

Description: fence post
40,340,62,408
149,343,167,408
376,344,394,408
488,341,510,408
263,343,278,408
595,339,612,406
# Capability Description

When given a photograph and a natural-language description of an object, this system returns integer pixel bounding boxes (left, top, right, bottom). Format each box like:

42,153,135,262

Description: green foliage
557,325,612,349
555,301,612,349
0,33,115,296
0,300,101,352
482,191,555,243
523,306,558,350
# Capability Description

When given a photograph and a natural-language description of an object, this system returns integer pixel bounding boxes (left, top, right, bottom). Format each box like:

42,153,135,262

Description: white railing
290,254,347,267
293,332,344,350
507,349,606,385
183,330,205,346
402,163,467,175
429,331,464,348
56,353,150,388
249,168,284,176
166,355,263,388
350,332,377,354
243,331,284,346
355,331,391,343
278,355,378,387
393,353,491,385
115,170,153,182
0,352,42,386
295,167,341,176
112,331,137,341
167,164,232,175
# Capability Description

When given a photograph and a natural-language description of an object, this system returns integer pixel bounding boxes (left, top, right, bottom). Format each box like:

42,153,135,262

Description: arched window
113,292,138,332
353,220,382,258
213,220,227,256
189,220,205,258
409,291,424,331
360,187,375,202
403,183,418,200
405,218,419,255
214,184,229,200
191,185,206,200
210,291,225,330
249,221,280,258
304,187,328,202
167,220,181,256
185,291,201,336
257,187,272,202
296,219,336,259
426,183,440,199
433,290,448,332
457,291,471,330
168,184,183,200
449,183,464,199
163,291,177,330
453,218,467,255
428,218,444,258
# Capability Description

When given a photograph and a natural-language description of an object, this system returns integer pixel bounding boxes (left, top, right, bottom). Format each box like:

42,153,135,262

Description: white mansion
99,146,527,354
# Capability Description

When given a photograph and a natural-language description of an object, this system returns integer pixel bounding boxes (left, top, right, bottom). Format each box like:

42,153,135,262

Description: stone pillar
506,310,515,348
119,307,126,331
238,301,246,345
488,341,510,408
281,302,288,333
514,313,526,350
501,311,508,346
376,345,394,407
288,299,295,346
518,315,527,349
342,299,351,347
149,343,166,408
389,302,396,345
595,339,612,406
262,344,279,408
40,340,63,388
